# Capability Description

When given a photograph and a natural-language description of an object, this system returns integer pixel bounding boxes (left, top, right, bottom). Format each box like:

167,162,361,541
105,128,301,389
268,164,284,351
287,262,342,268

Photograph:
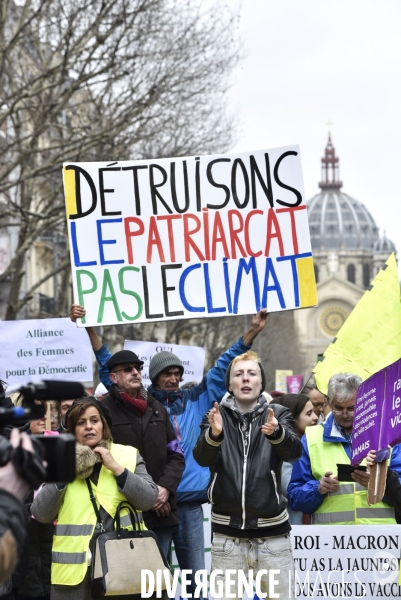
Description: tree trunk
5,222,28,320
55,264,70,317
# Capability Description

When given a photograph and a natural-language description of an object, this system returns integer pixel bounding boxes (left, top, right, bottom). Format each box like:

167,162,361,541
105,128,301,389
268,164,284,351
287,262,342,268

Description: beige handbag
87,482,172,598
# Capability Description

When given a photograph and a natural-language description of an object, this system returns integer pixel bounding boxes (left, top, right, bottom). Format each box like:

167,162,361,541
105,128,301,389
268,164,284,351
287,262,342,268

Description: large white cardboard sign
63,146,317,327
290,525,401,599
169,521,401,599
124,340,205,388
0,318,93,385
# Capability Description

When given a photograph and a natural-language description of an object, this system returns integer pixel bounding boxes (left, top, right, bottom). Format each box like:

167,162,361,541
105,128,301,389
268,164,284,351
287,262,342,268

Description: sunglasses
112,365,143,374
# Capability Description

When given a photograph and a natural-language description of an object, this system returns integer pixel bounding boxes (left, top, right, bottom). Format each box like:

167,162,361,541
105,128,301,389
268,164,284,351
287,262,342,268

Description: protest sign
352,356,401,465
287,374,303,393
63,146,317,327
275,369,293,392
170,519,400,599
0,318,93,385
291,525,401,599
123,340,205,388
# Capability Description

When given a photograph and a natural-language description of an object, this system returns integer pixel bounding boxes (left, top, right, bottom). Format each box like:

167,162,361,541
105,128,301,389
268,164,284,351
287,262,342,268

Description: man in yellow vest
287,372,400,524
304,383,330,424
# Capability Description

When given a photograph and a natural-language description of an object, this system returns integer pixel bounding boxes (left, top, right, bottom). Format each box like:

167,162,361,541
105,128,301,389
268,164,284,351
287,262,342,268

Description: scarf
147,385,184,416
110,384,148,415
120,391,147,414
75,439,112,479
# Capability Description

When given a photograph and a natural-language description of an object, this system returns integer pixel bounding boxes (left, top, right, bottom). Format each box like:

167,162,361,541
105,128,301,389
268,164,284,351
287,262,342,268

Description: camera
0,380,84,485
31,433,76,483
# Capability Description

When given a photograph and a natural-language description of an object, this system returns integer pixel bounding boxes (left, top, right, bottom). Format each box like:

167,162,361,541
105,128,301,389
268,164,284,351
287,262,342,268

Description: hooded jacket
193,397,302,532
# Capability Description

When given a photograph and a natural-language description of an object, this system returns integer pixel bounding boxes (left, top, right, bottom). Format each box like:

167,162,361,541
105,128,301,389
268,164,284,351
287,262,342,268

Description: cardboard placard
123,340,205,388
0,318,93,385
63,146,317,327
352,357,401,465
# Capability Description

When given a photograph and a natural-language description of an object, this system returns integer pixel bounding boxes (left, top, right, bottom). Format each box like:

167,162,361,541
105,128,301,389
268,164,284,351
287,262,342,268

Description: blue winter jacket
95,337,251,503
287,413,401,514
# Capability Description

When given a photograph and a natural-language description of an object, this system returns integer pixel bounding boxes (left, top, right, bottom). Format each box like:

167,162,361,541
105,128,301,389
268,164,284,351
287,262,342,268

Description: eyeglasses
112,365,143,374
332,407,354,416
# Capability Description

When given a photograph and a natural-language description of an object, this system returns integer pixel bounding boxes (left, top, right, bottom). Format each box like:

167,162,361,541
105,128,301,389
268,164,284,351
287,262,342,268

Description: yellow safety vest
306,425,395,525
52,443,144,585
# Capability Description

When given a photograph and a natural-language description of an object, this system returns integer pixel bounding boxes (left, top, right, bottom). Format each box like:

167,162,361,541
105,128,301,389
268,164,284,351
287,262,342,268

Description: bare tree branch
0,0,240,319
14,259,70,313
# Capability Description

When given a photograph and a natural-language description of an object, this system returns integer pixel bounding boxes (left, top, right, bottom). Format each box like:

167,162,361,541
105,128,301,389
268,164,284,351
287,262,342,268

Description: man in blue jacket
288,372,401,524
70,305,268,596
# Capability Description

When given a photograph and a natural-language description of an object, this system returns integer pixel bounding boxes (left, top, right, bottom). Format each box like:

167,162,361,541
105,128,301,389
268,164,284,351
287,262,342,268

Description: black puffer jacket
101,385,185,529
193,397,302,531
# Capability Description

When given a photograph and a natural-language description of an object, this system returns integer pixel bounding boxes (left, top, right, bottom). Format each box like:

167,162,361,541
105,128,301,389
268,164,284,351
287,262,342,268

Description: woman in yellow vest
31,398,158,600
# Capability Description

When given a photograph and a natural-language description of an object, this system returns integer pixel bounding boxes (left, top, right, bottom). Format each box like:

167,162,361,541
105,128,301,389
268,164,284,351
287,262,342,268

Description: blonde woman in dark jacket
194,351,302,600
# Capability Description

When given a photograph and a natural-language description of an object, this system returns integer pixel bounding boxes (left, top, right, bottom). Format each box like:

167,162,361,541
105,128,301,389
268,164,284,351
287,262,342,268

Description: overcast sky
229,0,401,261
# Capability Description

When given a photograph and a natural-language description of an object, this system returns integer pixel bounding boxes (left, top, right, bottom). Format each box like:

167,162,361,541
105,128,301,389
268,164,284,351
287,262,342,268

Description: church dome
307,136,379,252
373,233,396,254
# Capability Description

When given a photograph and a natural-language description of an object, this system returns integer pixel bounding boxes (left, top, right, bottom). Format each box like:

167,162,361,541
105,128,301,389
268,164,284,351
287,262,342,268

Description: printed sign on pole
63,146,317,327
123,340,205,388
275,369,293,392
0,318,93,386
286,374,304,393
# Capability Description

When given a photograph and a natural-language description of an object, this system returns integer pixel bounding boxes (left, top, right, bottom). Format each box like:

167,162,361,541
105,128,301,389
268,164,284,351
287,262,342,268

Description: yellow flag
314,253,401,395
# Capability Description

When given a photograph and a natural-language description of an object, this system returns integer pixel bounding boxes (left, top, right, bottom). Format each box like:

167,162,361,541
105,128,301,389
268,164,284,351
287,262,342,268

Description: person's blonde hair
231,350,261,367
227,351,266,394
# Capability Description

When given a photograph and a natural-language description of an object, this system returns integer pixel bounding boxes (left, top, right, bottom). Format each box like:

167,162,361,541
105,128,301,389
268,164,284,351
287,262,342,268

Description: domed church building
294,135,397,376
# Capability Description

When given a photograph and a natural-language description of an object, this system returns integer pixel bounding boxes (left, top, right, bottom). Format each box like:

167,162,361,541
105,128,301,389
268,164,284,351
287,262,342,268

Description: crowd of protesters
0,306,399,600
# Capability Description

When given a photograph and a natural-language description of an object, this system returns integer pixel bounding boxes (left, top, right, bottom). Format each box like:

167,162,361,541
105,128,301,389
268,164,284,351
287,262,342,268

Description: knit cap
149,351,184,384
225,359,267,393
